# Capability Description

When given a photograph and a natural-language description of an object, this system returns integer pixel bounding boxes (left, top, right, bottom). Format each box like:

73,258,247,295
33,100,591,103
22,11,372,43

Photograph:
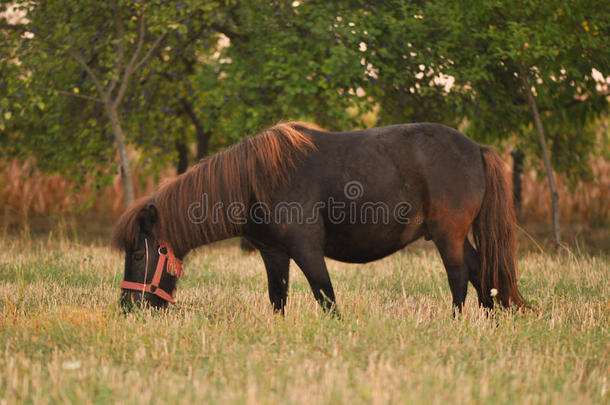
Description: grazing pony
112,121,527,314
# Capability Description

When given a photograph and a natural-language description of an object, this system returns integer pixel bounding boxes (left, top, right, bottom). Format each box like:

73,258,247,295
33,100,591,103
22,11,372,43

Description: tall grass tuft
520,157,609,226
0,159,161,225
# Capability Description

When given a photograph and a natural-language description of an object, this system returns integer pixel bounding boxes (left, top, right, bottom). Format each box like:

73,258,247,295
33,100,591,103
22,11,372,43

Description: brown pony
113,121,527,314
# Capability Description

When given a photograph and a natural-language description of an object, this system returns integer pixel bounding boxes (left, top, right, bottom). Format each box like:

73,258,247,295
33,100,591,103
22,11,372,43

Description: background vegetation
1,0,608,245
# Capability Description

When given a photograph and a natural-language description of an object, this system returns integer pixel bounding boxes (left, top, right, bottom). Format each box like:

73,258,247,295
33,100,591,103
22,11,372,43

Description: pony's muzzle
120,289,143,312
120,289,168,312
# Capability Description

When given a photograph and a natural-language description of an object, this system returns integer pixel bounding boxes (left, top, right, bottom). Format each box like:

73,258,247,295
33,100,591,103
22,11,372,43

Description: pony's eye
132,252,145,261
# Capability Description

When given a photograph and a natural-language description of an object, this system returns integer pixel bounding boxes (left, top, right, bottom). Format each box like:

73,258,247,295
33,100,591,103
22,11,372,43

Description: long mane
112,121,320,256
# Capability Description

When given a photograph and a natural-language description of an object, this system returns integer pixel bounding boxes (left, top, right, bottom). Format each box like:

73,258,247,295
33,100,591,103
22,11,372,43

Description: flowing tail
473,148,528,308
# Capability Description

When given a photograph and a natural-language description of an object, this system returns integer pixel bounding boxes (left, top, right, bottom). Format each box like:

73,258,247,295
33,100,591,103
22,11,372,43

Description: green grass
0,236,608,404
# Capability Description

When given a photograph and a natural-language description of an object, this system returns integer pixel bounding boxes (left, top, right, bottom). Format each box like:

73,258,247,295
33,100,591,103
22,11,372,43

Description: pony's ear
137,203,158,233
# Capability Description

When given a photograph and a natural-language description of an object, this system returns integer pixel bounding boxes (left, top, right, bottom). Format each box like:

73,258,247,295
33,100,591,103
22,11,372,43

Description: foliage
211,1,374,137
212,0,609,181
407,0,609,181
346,1,463,127
120,15,226,171
0,0,221,189
1,0,608,191
0,4,114,183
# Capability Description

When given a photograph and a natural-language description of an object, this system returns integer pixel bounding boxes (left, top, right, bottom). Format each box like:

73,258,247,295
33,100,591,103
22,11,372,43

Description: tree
1,0,215,207
206,1,376,135
120,17,224,174
346,1,462,127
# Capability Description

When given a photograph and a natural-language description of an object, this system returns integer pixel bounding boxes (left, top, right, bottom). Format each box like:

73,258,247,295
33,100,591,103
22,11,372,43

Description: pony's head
111,199,181,312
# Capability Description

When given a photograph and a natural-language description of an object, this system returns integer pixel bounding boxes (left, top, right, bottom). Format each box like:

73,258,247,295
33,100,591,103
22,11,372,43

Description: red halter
120,239,184,304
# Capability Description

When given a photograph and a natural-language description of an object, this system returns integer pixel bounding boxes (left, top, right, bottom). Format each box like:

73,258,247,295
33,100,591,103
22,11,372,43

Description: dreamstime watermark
187,181,421,226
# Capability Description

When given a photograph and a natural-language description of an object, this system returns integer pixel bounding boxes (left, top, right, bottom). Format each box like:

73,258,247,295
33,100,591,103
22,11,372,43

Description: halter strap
120,239,184,305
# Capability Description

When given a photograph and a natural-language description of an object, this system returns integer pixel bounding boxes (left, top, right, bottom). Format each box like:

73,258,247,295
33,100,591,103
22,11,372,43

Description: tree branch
46,88,103,103
112,10,202,107
63,47,107,99
0,21,27,32
108,0,125,95
517,61,561,249
131,10,203,73
2,21,108,101
131,30,167,73
112,13,147,107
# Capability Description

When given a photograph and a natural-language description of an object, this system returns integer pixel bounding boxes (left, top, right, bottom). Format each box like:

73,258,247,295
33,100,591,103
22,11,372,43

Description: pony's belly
324,247,403,263
323,223,423,263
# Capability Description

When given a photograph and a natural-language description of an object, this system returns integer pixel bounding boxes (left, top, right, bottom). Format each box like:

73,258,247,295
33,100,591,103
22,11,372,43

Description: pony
112,121,527,314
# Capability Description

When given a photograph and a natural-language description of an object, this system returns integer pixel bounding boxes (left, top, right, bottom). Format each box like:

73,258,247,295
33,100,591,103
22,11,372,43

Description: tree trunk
175,135,189,174
180,98,211,160
511,149,525,215
106,105,135,208
196,128,211,161
518,64,561,249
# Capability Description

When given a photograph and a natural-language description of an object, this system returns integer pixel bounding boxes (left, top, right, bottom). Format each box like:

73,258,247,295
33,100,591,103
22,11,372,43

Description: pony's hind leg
464,239,493,309
259,248,290,315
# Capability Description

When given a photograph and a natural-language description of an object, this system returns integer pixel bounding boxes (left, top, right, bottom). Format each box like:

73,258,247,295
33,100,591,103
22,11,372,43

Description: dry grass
0,159,162,226
0,234,608,404
0,159,85,219
520,157,609,226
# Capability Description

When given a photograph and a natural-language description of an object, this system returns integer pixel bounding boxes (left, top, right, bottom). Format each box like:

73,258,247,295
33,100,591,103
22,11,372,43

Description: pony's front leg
290,247,340,317
259,248,290,315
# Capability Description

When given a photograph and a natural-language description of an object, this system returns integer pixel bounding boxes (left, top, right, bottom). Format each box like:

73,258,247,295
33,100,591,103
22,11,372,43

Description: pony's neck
154,121,317,258
168,196,248,259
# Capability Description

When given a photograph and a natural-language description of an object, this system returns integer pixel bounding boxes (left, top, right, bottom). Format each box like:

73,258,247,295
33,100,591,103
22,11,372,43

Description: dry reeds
519,157,609,226
0,159,159,227
1,156,608,228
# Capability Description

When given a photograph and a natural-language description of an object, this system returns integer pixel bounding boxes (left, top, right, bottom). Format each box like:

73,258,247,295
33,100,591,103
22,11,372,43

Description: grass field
0,235,608,404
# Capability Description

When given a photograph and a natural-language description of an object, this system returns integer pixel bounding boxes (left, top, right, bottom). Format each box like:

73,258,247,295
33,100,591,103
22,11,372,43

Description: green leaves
1,0,607,191
1,0,224,187
405,0,609,180
212,1,374,132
